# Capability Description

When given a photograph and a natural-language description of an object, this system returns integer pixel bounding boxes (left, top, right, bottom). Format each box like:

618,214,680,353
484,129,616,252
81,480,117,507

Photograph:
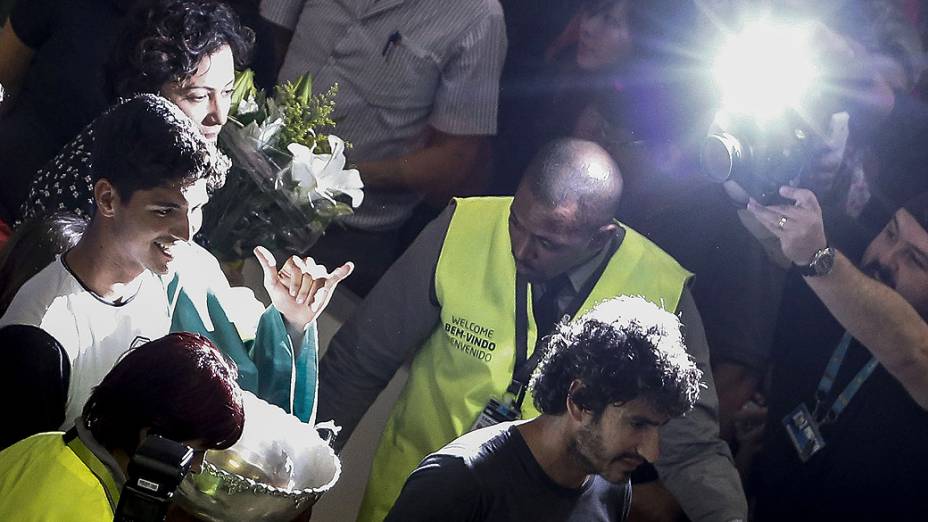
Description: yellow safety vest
0,432,120,520
358,196,691,521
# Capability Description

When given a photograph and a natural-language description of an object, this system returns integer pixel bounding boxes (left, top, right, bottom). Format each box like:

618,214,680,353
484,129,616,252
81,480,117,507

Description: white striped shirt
261,0,507,230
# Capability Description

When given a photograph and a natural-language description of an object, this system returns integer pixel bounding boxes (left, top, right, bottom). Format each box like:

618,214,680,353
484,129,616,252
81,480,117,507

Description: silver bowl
175,394,341,521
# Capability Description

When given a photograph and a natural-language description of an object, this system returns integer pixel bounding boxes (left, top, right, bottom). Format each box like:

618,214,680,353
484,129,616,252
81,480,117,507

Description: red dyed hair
83,332,244,453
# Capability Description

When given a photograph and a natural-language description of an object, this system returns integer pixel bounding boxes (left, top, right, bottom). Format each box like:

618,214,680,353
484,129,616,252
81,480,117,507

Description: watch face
813,247,836,275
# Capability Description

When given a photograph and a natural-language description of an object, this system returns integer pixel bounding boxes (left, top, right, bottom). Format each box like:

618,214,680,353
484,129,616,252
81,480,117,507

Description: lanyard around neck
812,331,879,425
509,239,619,409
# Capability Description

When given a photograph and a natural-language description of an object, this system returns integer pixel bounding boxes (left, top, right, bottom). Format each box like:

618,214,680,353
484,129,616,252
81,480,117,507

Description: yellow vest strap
64,429,121,511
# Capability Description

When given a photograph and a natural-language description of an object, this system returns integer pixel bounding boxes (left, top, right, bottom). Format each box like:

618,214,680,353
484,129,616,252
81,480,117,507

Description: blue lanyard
812,332,879,424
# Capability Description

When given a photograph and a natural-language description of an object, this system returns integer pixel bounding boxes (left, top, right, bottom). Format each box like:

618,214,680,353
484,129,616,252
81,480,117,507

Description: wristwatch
797,246,836,277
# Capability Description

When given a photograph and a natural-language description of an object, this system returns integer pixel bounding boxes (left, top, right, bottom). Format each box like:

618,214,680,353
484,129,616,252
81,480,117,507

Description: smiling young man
0,95,350,445
384,296,702,521
319,138,747,522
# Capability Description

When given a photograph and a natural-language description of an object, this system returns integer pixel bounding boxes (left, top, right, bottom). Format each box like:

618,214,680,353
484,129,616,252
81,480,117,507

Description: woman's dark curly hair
530,295,702,419
105,0,254,100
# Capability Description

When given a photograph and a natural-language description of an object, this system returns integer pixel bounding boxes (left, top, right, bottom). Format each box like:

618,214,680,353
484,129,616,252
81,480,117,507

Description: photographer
0,332,245,520
652,0,927,448
743,186,928,519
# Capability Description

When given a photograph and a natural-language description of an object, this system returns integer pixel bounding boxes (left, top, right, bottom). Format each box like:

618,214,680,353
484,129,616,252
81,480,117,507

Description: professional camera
701,109,813,204
699,18,826,204
114,434,194,522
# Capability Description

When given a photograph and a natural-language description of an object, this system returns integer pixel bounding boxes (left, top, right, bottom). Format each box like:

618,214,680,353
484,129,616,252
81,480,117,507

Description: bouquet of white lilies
201,70,363,261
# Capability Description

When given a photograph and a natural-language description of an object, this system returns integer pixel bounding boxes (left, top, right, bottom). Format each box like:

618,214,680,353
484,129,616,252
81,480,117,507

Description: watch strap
797,246,835,277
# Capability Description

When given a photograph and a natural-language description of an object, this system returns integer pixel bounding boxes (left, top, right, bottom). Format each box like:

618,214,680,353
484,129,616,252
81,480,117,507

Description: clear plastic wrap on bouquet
200,128,353,261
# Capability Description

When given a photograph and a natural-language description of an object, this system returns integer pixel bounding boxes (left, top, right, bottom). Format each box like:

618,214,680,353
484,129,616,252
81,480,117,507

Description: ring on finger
777,216,788,229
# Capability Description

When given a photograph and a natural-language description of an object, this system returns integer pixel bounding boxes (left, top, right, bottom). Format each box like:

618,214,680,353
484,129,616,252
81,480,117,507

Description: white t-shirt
0,257,171,427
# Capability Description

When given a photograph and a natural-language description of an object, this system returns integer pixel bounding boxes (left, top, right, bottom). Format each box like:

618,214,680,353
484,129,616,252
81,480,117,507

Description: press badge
471,397,521,431
782,403,826,463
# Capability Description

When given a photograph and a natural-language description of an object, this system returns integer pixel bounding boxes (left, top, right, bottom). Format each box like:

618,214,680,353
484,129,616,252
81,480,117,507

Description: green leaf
296,72,313,105
230,69,257,118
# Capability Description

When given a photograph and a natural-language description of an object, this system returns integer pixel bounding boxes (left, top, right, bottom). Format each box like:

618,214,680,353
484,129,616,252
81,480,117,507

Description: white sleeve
1,265,63,331
0,265,80,364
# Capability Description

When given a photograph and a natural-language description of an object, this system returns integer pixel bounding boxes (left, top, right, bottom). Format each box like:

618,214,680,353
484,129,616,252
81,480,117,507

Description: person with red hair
0,331,245,520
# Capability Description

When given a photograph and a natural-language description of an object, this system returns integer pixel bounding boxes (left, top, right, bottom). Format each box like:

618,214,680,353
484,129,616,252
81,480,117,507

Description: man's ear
94,179,119,218
566,379,590,422
590,223,620,250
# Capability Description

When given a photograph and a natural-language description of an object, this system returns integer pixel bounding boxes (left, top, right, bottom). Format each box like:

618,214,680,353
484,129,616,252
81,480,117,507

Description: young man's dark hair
91,93,228,201
83,332,244,454
531,295,702,418
104,0,254,100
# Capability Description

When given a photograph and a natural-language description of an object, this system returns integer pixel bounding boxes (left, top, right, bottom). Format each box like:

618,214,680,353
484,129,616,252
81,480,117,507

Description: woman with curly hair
12,0,253,223
104,0,254,141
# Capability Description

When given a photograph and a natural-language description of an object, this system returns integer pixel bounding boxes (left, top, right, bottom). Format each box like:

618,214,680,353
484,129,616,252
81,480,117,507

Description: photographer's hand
746,186,827,265
254,246,354,333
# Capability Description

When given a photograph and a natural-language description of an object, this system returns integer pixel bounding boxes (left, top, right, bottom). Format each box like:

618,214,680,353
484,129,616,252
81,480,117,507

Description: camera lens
701,132,745,183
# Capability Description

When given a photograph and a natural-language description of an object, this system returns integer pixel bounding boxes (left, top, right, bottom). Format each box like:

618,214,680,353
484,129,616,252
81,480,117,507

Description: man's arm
653,287,748,522
316,205,454,450
802,253,928,407
171,243,346,422
357,129,488,207
384,454,483,522
354,7,505,207
748,186,928,409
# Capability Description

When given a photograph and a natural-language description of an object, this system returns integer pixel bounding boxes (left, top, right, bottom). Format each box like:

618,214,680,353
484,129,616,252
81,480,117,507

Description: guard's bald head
520,138,623,230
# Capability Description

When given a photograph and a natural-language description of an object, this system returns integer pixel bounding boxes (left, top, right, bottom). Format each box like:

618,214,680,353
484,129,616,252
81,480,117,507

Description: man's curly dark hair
104,0,254,100
530,295,702,419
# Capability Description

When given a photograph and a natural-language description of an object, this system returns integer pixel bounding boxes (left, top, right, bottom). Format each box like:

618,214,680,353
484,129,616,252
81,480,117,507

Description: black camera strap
63,427,120,511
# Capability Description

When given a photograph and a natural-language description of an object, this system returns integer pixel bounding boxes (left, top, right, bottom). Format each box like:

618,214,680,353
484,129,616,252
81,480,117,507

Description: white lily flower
288,135,364,207
237,95,259,116
243,117,285,148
